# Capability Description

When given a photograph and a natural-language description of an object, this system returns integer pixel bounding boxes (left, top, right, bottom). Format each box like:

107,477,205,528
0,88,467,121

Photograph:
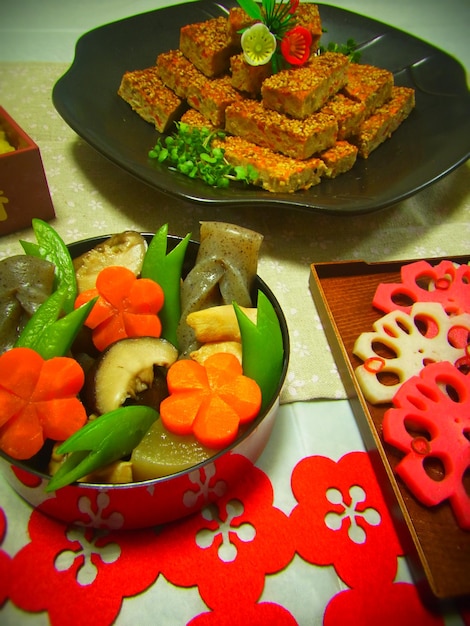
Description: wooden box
0,107,55,235
310,256,470,599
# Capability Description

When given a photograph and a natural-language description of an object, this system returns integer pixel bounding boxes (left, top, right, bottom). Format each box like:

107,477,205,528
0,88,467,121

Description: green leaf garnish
237,0,263,20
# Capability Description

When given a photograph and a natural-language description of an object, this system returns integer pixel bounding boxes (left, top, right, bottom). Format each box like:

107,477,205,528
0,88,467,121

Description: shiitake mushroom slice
73,231,147,293
83,336,178,416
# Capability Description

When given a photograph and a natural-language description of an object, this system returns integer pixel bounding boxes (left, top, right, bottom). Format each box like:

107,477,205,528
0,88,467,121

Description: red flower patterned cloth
0,450,463,625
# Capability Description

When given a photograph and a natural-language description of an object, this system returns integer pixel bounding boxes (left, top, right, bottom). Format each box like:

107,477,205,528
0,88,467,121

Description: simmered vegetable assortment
0,219,285,489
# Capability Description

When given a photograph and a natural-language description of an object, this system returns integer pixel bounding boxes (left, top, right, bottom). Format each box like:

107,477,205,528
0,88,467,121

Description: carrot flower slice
160,352,262,449
75,265,164,351
0,347,87,460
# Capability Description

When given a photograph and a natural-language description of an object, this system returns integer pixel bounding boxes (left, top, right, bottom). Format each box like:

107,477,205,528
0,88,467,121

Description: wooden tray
309,256,470,599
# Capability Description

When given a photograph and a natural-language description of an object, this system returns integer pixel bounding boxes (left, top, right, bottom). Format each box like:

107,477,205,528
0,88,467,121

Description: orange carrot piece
75,289,113,328
205,352,243,389
31,356,85,400
92,314,128,352
74,265,165,352
0,405,44,460
218,376,262,424
0,346,43,397
160,352,262,449
36,397,88,442
123,312,162,339
0,390,25,429
166,359,209,393
0,346,87,460
160,390,208,435
128,278,164,314
193,395,240,448
96,266,136,309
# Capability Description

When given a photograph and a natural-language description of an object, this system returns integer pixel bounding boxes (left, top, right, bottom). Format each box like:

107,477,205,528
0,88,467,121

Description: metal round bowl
0,233,289,529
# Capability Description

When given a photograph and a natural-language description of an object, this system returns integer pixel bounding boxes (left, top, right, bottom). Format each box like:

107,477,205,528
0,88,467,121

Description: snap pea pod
19,240,41,257
141,224,191,349
20,219,78,313
34,298,96,360
46,405,158,492
15,288,66,349
15,293,97,360
234,290,285,410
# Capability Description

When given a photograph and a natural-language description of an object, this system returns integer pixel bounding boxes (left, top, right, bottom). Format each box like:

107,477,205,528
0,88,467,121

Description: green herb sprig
237,0,294,39
149,122,258,189
320,37,361,62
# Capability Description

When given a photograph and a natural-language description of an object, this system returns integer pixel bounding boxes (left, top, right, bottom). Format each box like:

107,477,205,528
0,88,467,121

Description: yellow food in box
0,106,55,235
0,130,15,154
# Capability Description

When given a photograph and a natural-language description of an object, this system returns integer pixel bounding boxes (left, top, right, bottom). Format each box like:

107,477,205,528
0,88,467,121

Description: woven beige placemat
1,62,469,403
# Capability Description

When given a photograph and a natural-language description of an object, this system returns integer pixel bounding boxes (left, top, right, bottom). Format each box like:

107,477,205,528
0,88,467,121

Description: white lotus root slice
353,302,470,404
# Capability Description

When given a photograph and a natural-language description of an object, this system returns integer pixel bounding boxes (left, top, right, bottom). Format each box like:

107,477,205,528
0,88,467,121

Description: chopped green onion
149,123,258,189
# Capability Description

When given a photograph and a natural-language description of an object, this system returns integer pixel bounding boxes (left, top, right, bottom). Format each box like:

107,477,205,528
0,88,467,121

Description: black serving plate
52,1,470,215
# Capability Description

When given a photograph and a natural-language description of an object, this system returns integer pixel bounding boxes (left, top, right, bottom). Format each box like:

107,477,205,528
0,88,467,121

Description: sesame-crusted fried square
118,67,186,132
187,74,243,127
350,86,415,158
226,7,254,46
322,92,366,139
342,63,394,117
156,49,203,98
318,141,358,178
180,16,237,78
180,108,219,131
230,53,272,97
225,99,338,160
216,135,327,193
261,52,350,119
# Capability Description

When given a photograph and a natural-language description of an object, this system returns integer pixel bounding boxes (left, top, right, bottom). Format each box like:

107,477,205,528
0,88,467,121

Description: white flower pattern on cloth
324,485,381,545
0,62,469,403
55,526,121,586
